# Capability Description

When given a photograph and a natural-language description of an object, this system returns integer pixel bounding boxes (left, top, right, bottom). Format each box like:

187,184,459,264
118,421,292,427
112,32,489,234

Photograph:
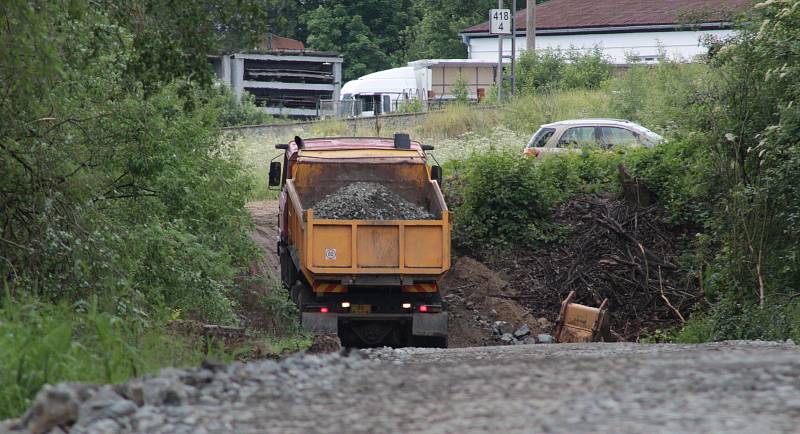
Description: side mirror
431,165,443,185
268,162,282,187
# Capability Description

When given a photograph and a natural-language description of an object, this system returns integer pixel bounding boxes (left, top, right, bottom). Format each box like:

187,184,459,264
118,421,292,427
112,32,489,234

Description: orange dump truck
268,134,450,347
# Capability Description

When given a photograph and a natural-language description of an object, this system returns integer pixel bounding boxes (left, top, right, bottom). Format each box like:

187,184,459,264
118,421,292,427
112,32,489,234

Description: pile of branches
499,195,701,341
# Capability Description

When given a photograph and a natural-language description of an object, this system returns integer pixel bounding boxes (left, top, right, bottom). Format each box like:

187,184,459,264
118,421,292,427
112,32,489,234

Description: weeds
0,296,225,419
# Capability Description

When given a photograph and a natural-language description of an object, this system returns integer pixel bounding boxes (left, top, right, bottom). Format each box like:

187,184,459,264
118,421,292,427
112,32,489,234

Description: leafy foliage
0,0,277,417
101,0,269,92
303,1,415,80
213,85,277,127
0,2,257,324
609,61,711,136
517,49,613,93
453,150,625,252
451,74,470,104
687,0,800,322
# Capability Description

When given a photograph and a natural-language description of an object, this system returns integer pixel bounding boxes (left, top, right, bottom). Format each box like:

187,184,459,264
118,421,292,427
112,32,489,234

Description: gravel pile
312,182,434,220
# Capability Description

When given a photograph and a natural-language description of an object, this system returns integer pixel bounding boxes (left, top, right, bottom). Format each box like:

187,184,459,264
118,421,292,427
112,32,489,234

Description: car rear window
527,128,556,148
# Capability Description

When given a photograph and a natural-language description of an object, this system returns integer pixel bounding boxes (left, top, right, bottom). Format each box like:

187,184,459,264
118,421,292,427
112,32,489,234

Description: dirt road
246,201,280,275
9,341,798,433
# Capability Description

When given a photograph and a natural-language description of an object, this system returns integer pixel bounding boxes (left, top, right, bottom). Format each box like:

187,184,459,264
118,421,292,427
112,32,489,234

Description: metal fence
318,99,364,119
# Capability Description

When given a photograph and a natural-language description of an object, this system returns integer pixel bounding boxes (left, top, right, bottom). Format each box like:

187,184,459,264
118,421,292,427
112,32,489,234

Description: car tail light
320,307,329,313
418,305,428,313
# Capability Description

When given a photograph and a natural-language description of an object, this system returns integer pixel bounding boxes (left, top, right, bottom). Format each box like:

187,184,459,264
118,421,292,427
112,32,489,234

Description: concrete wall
467,29,737,63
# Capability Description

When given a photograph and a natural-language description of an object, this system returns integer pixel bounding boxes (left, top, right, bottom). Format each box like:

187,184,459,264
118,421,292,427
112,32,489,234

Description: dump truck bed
286,179,450,284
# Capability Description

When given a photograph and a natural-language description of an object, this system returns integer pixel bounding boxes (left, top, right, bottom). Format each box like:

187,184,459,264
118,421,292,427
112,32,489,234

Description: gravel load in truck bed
312,182,435,220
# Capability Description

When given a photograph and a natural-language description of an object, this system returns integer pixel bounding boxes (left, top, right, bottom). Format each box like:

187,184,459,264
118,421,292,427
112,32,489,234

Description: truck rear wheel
291,282,313,315
279,243,296,290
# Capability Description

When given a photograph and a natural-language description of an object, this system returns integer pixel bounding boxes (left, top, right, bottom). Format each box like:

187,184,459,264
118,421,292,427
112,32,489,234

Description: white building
459,0,752,64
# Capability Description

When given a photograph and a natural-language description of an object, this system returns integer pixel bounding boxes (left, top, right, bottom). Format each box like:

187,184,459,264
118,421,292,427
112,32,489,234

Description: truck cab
268,134,450,347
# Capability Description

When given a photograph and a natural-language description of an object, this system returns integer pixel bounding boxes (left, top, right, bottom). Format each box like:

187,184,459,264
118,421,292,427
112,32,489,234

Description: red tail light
418,305,429,313
320,307,329,313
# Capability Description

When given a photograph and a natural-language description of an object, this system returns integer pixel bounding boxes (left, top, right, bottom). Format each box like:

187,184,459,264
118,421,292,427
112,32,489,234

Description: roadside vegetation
0,1,303,418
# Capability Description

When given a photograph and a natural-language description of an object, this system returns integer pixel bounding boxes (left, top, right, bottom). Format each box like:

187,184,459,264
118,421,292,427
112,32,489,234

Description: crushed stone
312,182,434,220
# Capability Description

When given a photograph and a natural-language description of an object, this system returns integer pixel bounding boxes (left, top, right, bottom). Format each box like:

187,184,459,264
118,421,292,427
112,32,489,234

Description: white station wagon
523,119,664,157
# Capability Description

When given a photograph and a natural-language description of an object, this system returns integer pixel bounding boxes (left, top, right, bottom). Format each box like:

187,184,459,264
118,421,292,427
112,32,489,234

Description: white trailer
340,59,503,117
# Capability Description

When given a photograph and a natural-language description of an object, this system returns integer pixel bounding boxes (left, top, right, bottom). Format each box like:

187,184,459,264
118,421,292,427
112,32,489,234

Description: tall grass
0,297,225,419
501,89,614,135
412,105,500,139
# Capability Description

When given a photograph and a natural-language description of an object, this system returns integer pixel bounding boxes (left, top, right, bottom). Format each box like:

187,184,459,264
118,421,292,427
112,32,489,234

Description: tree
304,4,391,80
101,0,270,91
0,0,255,320
405,0,497,60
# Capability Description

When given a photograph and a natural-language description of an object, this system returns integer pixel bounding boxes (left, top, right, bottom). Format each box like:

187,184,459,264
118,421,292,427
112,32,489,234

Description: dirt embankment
483,194,698,341
441,257,552,348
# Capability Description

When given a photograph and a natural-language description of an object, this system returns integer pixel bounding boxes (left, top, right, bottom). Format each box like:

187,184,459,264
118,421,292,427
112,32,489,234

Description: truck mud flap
412,312,447,337
302,312,338,334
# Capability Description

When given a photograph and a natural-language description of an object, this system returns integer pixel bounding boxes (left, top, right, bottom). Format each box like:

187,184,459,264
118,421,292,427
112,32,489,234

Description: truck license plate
351,304,371,314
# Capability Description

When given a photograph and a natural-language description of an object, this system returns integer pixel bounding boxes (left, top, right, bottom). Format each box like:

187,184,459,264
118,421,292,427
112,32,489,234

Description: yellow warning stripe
401,283,437,293
314,283,347,293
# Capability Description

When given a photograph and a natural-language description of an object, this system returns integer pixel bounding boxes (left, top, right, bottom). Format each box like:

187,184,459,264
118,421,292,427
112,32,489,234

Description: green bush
396,98,425,113
517,48,612,93
561,49,614,90
454,151,557,251
676,297,800,343
0,296,225,419
451,74,470,104
213,85,276,127
0,3,257,323
453,149,626,252
625,138,715,225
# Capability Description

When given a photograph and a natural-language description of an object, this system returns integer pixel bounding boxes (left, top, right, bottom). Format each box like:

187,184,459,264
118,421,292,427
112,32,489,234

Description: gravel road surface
6,341,798,434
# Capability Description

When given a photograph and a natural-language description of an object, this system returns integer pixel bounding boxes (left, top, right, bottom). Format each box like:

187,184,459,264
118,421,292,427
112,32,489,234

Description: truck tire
292,282,313,314
279,243,296,290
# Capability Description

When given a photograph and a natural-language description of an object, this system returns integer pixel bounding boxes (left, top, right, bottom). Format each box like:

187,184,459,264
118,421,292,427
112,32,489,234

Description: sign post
490,4,511,102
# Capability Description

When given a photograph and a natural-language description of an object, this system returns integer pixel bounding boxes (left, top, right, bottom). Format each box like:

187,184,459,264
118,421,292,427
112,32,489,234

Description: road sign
489,9,512,35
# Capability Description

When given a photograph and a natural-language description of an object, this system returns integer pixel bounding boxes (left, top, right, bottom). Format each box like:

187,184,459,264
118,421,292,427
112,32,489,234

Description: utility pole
526,0,536,52
496,0,504,103
511,0,517,96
